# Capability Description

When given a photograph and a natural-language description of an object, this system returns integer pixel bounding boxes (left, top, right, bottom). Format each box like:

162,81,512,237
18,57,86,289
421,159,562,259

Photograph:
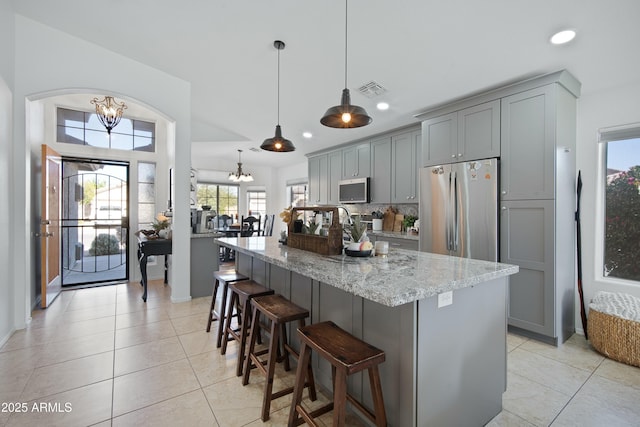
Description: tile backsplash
344,203,419,218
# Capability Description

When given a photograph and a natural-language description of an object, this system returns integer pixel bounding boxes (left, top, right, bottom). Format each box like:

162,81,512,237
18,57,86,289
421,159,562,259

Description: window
287,183,308,208
600,124,640,282
138,162,156,229
247,190,266,216
197,183,238,217
57,107,155,152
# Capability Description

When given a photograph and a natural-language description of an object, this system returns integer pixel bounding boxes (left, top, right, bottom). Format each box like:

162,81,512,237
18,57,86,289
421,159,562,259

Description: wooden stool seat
206,270,249,350
220,280,274,376
242,294,317,421
289,321,387,427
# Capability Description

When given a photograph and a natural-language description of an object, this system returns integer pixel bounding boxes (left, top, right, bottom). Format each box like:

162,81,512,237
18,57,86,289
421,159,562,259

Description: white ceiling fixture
550,29,577,45
376,102,389,111
303,132,313,138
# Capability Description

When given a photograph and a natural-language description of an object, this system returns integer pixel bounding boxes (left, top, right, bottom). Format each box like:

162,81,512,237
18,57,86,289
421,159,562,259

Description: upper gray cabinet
500,86,556,200
370,136,392,204
391,129,421,203
421,100,500,167
308,154,328,205
327,150,342,205
342,143,371,179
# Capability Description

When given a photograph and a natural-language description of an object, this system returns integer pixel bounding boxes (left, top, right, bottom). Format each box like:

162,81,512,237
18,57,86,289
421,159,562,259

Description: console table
137,236,172,302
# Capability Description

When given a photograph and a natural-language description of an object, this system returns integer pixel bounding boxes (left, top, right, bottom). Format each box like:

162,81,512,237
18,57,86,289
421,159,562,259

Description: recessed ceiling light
303,132,312,138
376,102,389,111
550,29,576,45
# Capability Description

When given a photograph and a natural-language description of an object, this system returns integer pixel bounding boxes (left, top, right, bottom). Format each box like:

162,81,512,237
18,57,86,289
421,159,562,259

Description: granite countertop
191,232,226,239
368,230,419,241
215,236,518,307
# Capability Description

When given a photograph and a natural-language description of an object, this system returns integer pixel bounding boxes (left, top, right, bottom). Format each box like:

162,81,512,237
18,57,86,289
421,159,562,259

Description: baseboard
171,296,192,303
0,327,16,349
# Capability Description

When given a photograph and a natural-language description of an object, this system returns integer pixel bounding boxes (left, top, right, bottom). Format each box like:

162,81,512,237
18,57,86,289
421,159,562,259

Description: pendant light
261,40,295,152
90,96,128,134
320,0,372,128
228,149,253,182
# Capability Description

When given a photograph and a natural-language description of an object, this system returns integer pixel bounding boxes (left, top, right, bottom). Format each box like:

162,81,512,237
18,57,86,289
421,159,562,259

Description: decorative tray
345,249,372,257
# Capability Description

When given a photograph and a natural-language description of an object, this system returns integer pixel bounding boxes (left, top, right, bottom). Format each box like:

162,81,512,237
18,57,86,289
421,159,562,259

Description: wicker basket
287,207,343,256
588,295,640,368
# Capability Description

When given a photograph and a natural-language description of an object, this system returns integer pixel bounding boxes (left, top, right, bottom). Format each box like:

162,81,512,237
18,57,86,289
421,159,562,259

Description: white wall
12,15,192,328
0,0,15,346
576,80,640,331
0,76,13,347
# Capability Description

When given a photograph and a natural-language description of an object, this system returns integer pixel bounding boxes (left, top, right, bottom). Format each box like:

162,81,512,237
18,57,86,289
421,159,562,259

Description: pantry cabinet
370,136,392,204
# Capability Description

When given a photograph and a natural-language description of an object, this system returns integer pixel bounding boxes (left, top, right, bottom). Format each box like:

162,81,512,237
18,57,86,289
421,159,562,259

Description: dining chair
240,215,260,237
262,214,275,236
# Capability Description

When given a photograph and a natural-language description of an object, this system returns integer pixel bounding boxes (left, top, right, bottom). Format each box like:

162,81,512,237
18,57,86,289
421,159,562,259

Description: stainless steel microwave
339,177,370,203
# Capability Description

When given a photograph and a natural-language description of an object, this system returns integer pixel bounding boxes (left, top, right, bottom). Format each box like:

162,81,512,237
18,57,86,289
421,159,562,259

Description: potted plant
402,215,418,234
344,215,373,252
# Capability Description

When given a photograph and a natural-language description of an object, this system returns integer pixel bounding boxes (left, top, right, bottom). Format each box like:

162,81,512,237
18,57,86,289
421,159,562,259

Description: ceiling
11,0,640,169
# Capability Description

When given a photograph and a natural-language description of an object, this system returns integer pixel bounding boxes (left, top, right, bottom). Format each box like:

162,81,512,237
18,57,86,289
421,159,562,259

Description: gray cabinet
370,137,391,204
327,150,342,205
342,143,371,179
391,129,421,203
309,151,343,205
500,200,555,337
421,100,500,167
308,154,328,204
499,81,578,345
501,86,556,200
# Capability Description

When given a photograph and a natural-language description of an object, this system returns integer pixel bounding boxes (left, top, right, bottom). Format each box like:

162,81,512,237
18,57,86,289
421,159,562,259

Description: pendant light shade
320,0,372,129
320,88,372,128
261,40,295,152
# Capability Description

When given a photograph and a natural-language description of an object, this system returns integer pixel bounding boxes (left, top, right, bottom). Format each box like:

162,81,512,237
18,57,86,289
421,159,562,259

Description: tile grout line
547,356,607,426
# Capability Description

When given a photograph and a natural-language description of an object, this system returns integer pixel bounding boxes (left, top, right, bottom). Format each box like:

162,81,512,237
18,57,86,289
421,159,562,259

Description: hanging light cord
344,0,348,89
277,44,281,126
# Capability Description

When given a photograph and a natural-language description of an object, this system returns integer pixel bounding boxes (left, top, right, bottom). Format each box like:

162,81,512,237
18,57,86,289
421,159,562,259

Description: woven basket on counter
287,206,343,256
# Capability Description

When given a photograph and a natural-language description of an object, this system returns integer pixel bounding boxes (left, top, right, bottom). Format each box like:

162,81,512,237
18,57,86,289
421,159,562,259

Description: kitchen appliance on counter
194,210,216,233
419,158,498,262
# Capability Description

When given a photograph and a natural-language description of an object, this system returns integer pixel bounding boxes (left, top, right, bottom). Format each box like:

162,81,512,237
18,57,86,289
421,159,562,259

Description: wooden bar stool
205,270,249,349
288,321,387,427
220,280,274,376
242,294,317,421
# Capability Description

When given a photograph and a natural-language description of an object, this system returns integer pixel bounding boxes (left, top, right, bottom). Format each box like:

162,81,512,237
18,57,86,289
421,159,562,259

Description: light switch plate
437,291,453,308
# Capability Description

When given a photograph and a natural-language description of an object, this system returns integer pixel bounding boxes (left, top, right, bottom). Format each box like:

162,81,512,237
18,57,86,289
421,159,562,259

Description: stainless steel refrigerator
419,158,498,262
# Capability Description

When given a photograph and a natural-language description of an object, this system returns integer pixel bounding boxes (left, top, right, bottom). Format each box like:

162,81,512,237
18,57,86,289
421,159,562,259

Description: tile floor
1,279,639,427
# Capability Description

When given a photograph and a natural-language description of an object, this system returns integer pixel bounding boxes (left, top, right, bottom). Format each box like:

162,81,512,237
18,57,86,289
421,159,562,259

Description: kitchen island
215,236,518,426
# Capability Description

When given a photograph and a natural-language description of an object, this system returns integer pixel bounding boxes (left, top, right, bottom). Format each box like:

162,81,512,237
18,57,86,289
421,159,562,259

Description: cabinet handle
458,153,463,157
406,196,410,200
451,154,456,158
501,190,507,195
501,206,507,211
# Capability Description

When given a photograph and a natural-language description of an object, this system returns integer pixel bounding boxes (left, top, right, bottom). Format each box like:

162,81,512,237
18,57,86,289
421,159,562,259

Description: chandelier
228,150,254,182
90,96,128,134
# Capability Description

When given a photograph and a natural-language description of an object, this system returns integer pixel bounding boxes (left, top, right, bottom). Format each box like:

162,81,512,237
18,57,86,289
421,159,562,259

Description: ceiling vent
249,147,261,152
357,81,388,98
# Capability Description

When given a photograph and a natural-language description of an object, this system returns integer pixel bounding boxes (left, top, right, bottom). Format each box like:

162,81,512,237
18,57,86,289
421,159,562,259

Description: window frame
247,190,267,216
597,123,640,285
196,182,239,217
57,107,156,152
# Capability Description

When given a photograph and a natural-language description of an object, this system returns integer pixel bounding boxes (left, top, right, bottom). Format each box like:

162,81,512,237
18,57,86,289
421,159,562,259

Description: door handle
41,232,54,238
